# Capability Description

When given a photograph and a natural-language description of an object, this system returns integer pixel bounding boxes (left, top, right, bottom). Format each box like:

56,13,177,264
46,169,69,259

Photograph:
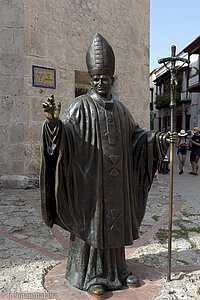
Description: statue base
44,259,162,300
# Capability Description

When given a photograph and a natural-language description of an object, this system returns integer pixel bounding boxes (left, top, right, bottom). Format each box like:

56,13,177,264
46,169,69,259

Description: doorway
176,115,182,132
185,115,191,130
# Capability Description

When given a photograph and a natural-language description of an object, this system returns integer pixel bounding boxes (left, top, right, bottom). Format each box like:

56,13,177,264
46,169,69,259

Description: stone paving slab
45,259,162,300
0,170,200,299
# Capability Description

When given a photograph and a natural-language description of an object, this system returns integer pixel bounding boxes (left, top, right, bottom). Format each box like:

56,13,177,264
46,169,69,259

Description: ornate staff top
158,45,190,107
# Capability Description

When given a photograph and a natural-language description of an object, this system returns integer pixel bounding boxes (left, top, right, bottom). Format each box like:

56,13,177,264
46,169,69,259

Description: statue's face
91,74,113,97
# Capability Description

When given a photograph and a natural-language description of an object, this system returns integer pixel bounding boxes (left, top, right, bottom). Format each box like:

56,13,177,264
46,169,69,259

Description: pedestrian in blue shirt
176,129,189,174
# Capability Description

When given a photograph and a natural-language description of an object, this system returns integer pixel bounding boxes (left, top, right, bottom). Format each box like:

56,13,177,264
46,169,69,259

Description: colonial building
0,0,150,187
150,35,200,133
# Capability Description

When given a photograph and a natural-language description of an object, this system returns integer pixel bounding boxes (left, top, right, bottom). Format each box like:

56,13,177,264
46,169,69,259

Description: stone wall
0,0,150,186
0,0,25,184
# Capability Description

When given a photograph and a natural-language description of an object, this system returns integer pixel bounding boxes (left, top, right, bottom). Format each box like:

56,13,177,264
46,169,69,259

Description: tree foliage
155,93,181,109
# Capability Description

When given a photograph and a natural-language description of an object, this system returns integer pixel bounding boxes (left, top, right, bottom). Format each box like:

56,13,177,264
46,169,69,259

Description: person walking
189,127,200,176
176,129,189,175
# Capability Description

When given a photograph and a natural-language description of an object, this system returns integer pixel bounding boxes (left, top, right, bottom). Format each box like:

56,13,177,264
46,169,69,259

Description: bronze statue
40,33,175,300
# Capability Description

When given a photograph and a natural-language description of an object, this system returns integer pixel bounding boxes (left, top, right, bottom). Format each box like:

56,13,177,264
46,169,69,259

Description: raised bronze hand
166,131,178,144
42,95,61,121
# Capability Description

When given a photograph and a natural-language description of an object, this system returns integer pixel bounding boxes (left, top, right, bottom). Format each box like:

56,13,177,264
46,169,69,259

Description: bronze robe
40,89,167,250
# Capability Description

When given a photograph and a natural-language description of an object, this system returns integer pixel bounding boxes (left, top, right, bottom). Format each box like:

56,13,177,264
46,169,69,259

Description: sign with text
32,65,56,89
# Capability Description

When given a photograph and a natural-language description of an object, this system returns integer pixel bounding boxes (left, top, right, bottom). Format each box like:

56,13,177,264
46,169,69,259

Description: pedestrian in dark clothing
189,127,200,175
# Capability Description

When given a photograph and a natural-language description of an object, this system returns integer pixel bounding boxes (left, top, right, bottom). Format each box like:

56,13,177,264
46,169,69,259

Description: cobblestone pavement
0,157,200,299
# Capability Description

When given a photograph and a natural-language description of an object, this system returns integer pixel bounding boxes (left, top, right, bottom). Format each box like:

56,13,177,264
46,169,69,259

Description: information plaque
32,65,56,89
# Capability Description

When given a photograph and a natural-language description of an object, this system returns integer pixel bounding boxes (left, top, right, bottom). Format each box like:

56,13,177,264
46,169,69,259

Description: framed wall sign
32,65,56,88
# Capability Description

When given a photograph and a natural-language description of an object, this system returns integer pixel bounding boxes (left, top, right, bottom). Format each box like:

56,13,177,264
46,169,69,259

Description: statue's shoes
126,274,140,288
87,284,106,300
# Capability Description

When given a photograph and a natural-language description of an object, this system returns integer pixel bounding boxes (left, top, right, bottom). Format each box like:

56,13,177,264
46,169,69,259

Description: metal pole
158,45,189,282
167,45,176,281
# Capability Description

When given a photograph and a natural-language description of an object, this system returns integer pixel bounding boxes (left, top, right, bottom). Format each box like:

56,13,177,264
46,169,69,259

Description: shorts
190,152,200,162
177,147,187,156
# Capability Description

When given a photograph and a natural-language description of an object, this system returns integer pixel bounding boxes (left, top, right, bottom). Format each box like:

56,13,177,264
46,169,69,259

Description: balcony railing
181,91,191,101
188,73,200,92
